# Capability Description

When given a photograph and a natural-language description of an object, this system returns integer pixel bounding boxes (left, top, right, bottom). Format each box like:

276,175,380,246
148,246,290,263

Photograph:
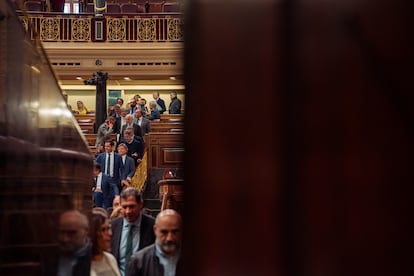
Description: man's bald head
154,209,183,256
58,210,89,255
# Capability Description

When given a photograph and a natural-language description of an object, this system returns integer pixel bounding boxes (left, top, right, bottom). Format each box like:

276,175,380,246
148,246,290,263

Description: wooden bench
75,114,96,134
159,114,184,122
150,122,184,132
74,114,96,122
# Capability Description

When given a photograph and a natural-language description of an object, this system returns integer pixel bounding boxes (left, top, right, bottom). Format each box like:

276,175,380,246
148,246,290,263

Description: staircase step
144,198,161,209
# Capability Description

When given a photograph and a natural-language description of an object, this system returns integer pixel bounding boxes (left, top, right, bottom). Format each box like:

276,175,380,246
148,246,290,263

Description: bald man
126,209,182,276
56,210,92,276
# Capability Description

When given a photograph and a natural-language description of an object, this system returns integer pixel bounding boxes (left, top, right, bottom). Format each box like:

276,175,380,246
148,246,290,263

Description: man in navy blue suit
119,128,144,163
92,161,114,209
96,140,122,196
118,143,136,191
152,91,166,114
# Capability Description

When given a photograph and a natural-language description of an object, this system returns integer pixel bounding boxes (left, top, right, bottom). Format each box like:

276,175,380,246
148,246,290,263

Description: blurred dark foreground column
182,0,413,276
0,1,93,275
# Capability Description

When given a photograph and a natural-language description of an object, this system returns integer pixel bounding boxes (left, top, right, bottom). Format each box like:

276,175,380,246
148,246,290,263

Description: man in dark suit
118,143,136,191
95,116,116,148
110,188,155,276
126,209,183,276
108,104,122,134
120,114,142,138
148,100,161,121
152,91,166,114
92,161,114,209
96,140,122,196
56,210,92,276
127,98,138,115
168,91,182,114
119,128,144,162
134,109,151,136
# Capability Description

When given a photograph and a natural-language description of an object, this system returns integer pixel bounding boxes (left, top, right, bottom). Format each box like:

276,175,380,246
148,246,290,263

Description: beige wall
63,88,185,113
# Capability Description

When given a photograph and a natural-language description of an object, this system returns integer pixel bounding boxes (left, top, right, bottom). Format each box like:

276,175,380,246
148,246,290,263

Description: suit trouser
109,177,120,196
93,192,103,207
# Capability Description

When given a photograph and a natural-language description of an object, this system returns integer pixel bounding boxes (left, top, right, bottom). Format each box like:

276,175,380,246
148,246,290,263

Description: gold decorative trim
167,17,183,41
40,17,60,41
71,18,91,41
137,18,156,41
107,18,126,41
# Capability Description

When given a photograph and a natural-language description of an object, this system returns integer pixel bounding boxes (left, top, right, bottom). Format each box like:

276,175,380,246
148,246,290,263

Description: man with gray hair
148,100,161,121
152,91,166,114
121,114,142,138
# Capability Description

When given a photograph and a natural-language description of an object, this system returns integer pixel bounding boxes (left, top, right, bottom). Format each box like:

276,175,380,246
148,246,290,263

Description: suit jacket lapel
111,218,123,262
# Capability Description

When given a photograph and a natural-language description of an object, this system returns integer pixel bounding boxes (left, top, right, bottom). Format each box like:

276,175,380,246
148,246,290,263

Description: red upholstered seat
148,0,163,13
85,3,94,13
107,3,121,13
134,0,149,4
162,2,180,13
120,3,146,13
24,1,44,11
116,0,130,4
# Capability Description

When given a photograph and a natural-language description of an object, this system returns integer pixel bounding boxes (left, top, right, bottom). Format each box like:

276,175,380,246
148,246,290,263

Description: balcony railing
19,12,184,42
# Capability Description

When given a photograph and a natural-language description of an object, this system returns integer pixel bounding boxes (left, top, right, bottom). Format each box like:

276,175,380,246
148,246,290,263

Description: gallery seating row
23,0,46,12
22,1,182,13
85,2,182,13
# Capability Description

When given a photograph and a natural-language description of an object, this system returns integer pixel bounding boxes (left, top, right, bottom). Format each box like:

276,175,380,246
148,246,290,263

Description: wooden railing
131,150,148,192
19,12,184,42
75,114,96,136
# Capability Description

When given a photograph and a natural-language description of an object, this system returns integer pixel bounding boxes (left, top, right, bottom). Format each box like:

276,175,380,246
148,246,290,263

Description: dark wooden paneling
146,132,184,169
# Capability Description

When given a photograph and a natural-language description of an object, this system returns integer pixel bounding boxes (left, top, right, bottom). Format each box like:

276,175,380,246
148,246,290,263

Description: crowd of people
56,188,183,276
94,92,181,154
90,91,183,212
52,92,183,275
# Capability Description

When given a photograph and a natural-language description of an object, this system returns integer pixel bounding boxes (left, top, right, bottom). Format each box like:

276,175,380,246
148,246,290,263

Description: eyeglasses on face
101,225,112,233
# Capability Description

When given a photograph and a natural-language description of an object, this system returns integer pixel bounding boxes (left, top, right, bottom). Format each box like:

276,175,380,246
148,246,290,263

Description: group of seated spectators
55,187,183,276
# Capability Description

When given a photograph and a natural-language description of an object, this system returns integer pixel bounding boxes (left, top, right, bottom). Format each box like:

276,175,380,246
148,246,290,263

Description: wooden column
183,1,413,276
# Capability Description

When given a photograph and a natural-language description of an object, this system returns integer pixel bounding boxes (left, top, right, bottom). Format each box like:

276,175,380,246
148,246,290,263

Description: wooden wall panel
147,132,184,169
